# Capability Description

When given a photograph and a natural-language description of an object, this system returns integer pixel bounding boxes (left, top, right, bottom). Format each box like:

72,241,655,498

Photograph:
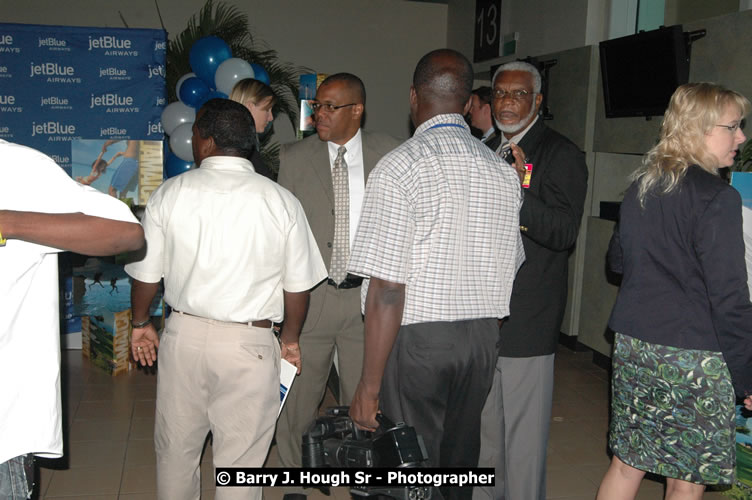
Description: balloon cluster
160,36,271,178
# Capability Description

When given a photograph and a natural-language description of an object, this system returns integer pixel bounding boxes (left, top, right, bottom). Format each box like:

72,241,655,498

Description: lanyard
428,123,465,131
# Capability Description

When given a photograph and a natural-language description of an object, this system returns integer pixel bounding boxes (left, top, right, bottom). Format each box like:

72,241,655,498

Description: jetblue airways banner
0,23,166,175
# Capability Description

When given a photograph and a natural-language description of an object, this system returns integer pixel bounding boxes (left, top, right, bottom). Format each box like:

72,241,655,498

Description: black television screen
599,25,690,118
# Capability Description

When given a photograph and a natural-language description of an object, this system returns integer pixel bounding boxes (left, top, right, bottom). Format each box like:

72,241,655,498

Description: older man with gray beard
474,61,588,500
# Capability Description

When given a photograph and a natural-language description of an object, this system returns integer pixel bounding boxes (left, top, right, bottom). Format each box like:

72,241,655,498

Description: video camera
302,406,431,500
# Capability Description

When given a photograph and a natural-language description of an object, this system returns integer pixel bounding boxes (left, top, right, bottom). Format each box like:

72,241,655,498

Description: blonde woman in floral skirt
597,83,752,499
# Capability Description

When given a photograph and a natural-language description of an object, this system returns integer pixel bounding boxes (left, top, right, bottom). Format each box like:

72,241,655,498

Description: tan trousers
155,312,280,500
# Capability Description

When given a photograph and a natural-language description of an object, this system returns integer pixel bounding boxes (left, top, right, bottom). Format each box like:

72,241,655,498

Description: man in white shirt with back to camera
126,98,327,500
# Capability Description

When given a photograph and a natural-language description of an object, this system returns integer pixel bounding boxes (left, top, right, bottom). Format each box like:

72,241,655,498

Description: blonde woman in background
230,78,277,180
597,83,752,499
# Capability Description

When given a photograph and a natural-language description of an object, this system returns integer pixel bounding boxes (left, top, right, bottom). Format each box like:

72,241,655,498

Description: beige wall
0,0,448,142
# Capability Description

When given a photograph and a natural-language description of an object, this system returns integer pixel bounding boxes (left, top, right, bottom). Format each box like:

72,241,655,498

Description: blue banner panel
0,23,166,174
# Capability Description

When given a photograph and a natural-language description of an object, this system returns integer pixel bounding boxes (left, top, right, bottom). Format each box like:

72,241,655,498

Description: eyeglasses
715,121,744,133
492,89,534,101
311,102,356,113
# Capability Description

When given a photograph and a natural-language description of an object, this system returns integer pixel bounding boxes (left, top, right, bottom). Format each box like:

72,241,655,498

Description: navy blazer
499,118,588,357
608,165,752,397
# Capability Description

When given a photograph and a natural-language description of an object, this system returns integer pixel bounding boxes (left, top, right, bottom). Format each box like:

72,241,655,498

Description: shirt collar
504,115,538,145
199,155,256,173
328,128,362,165
415,113,470,135
481,127,495,141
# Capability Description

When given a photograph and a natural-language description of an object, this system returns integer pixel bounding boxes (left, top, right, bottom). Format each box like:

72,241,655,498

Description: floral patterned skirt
609,333,736,485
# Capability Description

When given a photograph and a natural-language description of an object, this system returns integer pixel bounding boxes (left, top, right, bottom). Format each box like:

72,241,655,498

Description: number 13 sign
474,0,502,62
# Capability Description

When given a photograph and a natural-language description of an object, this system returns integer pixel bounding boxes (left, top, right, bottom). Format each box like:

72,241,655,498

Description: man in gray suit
275,73,400,500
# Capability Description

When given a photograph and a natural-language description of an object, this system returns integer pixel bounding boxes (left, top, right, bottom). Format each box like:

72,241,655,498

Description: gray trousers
474,354,555,500
275,284,364,495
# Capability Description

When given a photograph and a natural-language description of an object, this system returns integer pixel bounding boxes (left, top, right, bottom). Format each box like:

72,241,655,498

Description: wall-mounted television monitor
599,25,690,118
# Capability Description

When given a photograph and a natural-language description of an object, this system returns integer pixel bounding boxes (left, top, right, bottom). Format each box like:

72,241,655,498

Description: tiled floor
34,346,731,499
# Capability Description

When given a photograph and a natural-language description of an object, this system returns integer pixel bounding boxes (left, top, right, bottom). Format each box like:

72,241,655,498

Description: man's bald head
413,49,473,106
410,49,474,127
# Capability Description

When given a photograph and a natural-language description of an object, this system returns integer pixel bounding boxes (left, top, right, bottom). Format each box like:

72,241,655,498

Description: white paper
279,359,297,417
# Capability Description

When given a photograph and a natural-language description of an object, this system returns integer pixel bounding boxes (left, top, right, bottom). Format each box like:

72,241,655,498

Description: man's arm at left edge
350,277,405,431
279,289,311,375
130,279,161,367
0,210,144,255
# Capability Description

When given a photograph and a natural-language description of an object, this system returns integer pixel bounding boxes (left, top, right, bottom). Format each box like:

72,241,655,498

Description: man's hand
350,380,380,432
281,341,301,375
509,143,527,184
131,323,159,367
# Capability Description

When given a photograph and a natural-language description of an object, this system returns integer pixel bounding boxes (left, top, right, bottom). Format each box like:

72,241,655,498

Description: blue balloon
164,153,193,179
189,36,232,87
250,63,270,85
197,90,229,110
179,77,210,108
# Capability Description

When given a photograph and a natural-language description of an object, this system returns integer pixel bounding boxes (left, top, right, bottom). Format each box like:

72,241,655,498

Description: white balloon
176,72,197,102
169,122,194,162
161,101,196,136
214,58,255,96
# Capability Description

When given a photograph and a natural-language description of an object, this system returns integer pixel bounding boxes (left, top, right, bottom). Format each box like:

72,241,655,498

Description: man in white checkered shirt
348,49,524,500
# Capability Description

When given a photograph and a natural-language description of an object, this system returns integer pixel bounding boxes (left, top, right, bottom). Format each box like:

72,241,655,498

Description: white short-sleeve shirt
0,139,139,463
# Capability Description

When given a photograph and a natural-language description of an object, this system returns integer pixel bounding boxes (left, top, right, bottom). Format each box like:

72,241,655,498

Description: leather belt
327,273,364,289
172,309,272,328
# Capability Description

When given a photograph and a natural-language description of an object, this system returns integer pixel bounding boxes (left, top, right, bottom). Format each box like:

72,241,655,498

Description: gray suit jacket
278,130,401,328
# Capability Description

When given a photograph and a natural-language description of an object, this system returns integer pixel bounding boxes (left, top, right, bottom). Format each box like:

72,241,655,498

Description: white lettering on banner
40,96,70,107
38,37,67,48
90,93,135,108
100,127,127,136
0,35,13,44
106,108,140,113
30,62,74,77
51,154,70,164
99,67,128,78
147,121,163,136
104,50,139,57
156,97,166,106
0,95,21,112
0,127,10,133
148,64,165,79
88,35,132,51
154,40,166,50
31,121,76,137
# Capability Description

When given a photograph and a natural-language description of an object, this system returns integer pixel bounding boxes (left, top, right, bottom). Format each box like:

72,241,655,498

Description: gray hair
492,61,542,94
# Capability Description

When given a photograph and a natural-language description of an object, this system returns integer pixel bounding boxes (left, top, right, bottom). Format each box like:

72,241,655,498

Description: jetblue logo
148,64,165,79
0,125,12,138
38,37,69,51
100,126,127,136
41,96,72,109
156,96,167,106
0,94,21,112
99,67,130,80
0,34,20,54
30,62,74,77
51,154,71,164
90,93,139,113
88,35,138,56
32,121,76,136
154,40,167,51
147,120,164,136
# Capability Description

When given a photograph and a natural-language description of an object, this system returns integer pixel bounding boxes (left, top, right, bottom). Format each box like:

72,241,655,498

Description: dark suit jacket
500,118,588,357
608,165,752,396
277,130,401,330
483,130,502,152
250,149,275,181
